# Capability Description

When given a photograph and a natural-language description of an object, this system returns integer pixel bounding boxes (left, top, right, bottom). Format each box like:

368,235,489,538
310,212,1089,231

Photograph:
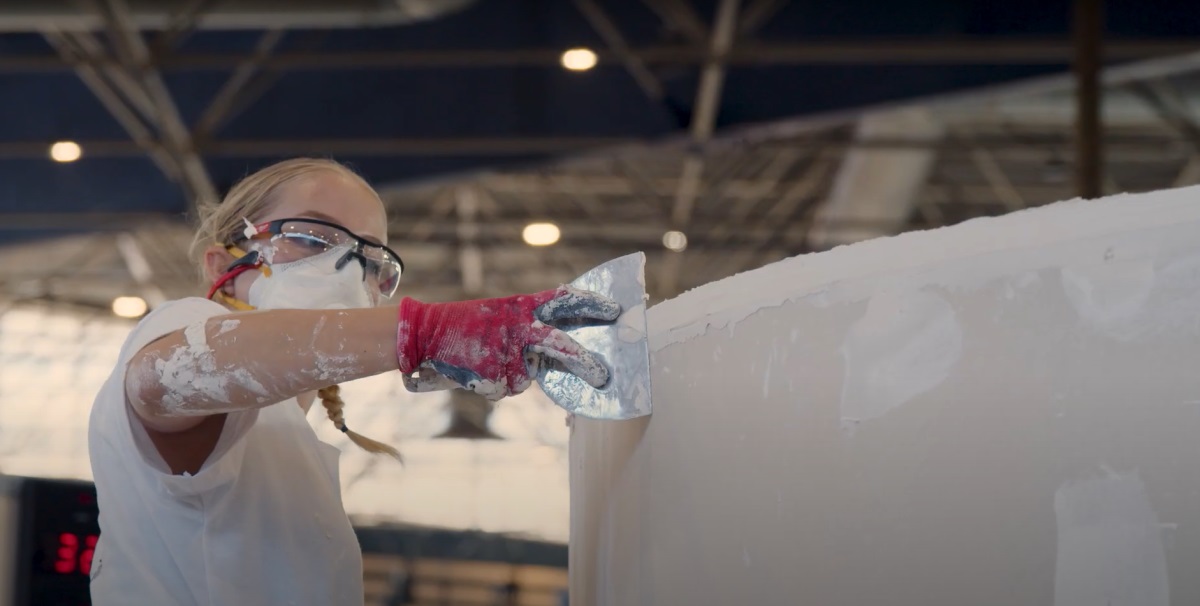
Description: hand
395,286,621,400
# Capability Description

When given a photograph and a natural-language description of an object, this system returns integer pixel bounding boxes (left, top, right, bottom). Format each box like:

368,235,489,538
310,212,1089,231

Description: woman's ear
202,244,235,286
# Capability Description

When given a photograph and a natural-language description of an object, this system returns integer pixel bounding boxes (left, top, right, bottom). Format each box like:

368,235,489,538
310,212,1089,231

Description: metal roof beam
114,232,168,306
454,186,484,295
148,0,220,55
4,40,1200,72
707,152,835,277
93,0,218,210
58,30,159,121
0,212,940,241
807,106,943,250
193,28,285,139
573,0,665,101
40,29,181,181
1175,155,1200,186
660,0,740,297
970,147,1027,211
0,132,1195,160
640,0,709,43
737,0,789,37
0,137,636,157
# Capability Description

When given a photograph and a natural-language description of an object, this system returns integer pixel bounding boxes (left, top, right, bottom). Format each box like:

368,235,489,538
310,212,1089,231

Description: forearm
127,306,399,419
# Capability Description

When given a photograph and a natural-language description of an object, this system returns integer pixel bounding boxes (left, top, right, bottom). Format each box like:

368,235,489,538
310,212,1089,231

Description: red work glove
396,286,621,400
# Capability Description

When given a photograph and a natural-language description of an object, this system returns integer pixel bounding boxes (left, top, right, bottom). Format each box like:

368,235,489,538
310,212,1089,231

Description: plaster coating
571,186,1200,605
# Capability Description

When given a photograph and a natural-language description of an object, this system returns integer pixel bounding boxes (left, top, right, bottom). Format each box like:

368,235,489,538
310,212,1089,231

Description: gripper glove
396,286,621,400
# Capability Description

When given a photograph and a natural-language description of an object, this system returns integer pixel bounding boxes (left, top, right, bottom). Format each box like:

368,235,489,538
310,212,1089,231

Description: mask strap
215,290,255,311
206,244,269,310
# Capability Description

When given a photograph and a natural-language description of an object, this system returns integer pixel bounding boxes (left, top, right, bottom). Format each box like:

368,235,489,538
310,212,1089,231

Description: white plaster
1054,470,1169,606
154,318,270,414
309,352,361,385
839,289,962,430
216,319,241,336
1061,260,1156,340
647,188,1200,352
616,304,646,344
575,185,1200,604
183,320,210,354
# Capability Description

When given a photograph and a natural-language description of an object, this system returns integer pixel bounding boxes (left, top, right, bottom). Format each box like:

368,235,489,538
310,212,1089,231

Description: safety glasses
234,218,405,299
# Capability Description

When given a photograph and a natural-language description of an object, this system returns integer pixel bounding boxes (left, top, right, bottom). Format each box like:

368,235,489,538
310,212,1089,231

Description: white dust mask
246,245,375,310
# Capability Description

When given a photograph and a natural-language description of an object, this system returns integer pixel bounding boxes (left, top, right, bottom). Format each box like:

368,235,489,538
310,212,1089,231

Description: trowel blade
538,252,652,420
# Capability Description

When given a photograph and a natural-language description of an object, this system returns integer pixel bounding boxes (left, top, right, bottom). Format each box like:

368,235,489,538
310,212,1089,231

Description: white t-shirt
88,297,365,606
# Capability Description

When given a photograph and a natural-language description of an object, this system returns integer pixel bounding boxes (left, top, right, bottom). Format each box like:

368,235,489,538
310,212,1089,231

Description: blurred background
0,0,1198,604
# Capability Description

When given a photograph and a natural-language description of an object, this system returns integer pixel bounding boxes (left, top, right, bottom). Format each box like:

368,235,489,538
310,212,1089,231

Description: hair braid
318,385,402,463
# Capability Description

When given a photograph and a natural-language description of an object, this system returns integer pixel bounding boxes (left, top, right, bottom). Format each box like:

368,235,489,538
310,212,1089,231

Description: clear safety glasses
234,218,405,299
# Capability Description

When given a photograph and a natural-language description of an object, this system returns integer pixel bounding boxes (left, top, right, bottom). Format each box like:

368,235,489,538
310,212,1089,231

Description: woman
88,158,617,605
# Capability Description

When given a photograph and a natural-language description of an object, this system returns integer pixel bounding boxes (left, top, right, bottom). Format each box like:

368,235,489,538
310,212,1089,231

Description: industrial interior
0,1,1197,604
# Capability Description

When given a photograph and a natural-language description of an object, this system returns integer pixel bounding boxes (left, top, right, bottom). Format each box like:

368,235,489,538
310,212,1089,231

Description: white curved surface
570,186,1200,605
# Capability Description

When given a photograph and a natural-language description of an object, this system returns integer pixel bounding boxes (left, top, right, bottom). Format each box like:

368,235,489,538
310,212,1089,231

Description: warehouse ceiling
4,55,1200,309
2,1,1200,541
0,0,1199,310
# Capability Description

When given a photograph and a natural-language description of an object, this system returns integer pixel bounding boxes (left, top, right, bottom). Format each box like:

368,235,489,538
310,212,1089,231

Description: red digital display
53,532,99,576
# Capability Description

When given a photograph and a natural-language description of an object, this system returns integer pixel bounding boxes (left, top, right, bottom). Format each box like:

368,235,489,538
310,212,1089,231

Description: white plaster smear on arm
216,319,241,336
152,319,272,415
307,352,363,385
647,188,1200,351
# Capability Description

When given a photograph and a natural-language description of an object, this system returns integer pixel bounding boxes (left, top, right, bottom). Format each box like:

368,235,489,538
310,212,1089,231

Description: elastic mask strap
216,290,255,311
206,244,269,310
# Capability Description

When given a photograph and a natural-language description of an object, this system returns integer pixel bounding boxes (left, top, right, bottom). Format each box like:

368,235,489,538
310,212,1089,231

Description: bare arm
126,306,399,433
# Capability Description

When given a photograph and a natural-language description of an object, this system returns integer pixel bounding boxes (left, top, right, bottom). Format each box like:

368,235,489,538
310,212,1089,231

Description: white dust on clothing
153,319,271,415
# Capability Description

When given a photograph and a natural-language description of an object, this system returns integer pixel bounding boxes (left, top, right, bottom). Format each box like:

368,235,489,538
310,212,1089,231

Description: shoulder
136,297,229,331
122,297,229,355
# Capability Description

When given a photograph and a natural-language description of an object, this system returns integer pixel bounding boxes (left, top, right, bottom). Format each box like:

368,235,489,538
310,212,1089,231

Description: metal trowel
538,252,652,420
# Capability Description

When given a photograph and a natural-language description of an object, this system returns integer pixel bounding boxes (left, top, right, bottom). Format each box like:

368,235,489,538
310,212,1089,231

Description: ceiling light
523,222,561,246
50,141,82,163
663,230,688,252
560,48,597,72
111,296,148,319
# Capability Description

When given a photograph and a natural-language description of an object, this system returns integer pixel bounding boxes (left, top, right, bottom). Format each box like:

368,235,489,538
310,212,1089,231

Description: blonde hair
189,157,379,268
319,385,402,463
192,157,400,462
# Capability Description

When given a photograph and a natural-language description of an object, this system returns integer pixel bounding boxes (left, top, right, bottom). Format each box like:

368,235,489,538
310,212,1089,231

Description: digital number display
52,532,98,576
11,477,100,606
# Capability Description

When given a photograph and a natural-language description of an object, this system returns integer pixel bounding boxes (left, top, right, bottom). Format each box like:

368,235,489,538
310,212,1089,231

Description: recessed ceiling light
663,230,688,252
111,296,148,318
560,48,597,72
50,141,82,163
523,222,562,246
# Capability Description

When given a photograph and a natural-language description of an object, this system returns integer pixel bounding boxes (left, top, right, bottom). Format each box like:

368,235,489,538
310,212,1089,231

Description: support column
1073,0,1104,199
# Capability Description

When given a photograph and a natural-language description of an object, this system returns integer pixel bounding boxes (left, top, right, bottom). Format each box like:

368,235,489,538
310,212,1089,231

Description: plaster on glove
396,286,621,400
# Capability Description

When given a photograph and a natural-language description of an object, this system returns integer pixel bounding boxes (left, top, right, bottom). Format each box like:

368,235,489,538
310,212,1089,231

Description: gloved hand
396,286,621,400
